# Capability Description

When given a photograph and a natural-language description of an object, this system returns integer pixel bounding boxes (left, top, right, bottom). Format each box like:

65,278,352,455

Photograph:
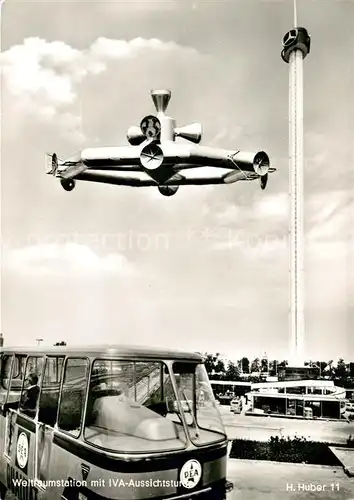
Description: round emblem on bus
180,459,202,489
16,432,29,469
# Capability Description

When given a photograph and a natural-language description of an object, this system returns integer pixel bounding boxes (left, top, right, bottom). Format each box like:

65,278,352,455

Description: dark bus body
0,345,233,499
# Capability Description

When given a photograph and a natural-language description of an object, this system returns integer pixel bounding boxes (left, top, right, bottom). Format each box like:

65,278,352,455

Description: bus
0,344,233,499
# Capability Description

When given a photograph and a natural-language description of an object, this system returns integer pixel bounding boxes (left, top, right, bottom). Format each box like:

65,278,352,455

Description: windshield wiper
182,390,199,439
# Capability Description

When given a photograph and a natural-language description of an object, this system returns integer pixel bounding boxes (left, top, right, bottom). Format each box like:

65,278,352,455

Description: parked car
230,398,242,414
346,402,354,412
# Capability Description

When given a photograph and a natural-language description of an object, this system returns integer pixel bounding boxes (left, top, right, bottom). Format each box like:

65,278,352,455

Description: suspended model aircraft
45,89,275,196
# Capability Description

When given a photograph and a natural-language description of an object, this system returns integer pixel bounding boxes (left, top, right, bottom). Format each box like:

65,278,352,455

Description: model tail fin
45,153,58,175
260,172,268,190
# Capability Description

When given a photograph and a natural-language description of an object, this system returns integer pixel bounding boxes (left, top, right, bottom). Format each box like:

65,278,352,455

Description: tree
334,358,348,380
277,360,288,368
241,357,250,374
225,361,241,381
269,360,278,376
320,361,328,373
314,361,328,376
204,353,215,375
214,355,226,376
261,357,269,373
250,358,261,373
323,360,335,378
203,353,226,379
308,361,321,377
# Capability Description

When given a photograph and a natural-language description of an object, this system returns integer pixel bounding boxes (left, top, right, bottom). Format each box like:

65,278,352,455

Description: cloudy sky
1,0,353,362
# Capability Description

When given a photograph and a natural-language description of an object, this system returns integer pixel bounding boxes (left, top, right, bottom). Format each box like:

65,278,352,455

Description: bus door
35,355,64,484
3,409,17,460
1,354,16,464
1,354,44,498
1,353,26,465
35,421,55,483
17,355,45,476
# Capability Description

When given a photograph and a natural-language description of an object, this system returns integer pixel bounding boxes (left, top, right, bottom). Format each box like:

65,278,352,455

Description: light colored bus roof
0,344,203,361
210,380,252,387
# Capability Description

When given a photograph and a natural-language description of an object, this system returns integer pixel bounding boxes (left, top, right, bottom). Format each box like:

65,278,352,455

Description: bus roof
0,344,203,361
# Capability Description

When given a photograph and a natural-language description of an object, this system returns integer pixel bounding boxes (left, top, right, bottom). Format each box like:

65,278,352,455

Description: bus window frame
56,356,90,439
82,357,191,454
0,353,15,410
37,355,65,427
87,357,166,401
19,355,46,421
1,353,25,393
172,361,227,447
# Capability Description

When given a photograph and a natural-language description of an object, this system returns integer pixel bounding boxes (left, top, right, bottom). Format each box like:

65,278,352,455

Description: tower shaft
289,48,304,362
281,26,311,364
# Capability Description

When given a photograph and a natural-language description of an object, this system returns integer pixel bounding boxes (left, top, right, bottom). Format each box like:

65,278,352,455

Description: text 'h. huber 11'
45,89,275,197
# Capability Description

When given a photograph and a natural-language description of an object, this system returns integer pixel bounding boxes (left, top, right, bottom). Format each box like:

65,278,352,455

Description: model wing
45,152,88,178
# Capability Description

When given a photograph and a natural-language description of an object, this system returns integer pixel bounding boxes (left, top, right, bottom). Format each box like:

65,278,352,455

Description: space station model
45,90,274,196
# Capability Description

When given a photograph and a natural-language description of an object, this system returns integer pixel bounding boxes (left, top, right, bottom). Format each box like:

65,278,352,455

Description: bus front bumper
167,479,234,499
225,480,234,493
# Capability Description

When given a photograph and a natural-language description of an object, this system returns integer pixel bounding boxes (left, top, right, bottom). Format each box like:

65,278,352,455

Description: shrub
229,436,342,466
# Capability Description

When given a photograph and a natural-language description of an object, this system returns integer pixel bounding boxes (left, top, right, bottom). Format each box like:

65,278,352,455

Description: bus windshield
83,359,226,453
84,359,188,453
172,362,226,445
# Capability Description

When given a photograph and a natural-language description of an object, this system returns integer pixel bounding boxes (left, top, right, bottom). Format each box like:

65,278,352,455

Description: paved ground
220,405,354,444
330,447,354,477
226,459,354,499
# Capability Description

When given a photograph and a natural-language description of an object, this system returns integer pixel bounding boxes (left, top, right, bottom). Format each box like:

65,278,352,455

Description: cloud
253,193,288,219
204,185,353,258
0,36,201,144
0,36,199,112
89,37,191,59
1,39,83,106
2,243,136,277
307,190,353,242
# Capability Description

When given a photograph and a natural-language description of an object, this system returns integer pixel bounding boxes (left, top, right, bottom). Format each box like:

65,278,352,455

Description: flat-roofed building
245,380,346,420
278,365,319,381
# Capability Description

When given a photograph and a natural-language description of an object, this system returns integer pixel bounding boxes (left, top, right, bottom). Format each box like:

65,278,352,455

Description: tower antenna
293,0,297,26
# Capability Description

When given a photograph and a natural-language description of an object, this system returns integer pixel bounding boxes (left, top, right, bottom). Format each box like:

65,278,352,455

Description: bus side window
38,357,64,427
57,358,88,437
20,356,44,418
0,355,12,393
3,355,27,410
